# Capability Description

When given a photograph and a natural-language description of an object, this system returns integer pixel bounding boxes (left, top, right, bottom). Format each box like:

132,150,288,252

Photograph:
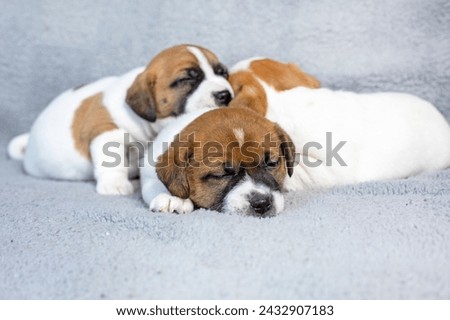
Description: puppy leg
151,193,194,214
90,129,134,195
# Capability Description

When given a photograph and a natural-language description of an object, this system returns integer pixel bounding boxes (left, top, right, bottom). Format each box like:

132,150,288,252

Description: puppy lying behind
140,107,294,216
7,44,233,195
229,58,450,191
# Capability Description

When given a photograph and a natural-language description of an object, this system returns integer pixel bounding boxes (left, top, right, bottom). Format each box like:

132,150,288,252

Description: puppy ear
156,134,191,199
126,72,157,122
274,123,296,177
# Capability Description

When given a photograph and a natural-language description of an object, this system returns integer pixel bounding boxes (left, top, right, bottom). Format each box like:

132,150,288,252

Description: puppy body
230,59,450,191
8,45,233,194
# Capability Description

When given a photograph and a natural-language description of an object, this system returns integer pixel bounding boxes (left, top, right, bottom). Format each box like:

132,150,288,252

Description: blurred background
1,0,449,147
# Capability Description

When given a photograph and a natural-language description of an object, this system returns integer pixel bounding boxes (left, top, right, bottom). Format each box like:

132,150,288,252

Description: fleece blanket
1,0,449,299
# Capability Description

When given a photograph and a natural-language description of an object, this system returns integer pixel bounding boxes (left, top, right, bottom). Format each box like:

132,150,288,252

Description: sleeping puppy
229,58,450,191
7,44,233,195
140,107,294,216
141,58,450,216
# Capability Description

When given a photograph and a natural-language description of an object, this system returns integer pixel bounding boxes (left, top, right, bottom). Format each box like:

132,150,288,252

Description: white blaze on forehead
187,46,215,79
233,128,245,146
183,46,234,112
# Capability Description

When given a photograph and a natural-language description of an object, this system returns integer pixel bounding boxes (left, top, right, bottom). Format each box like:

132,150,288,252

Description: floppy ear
126,72,157,122
287,63,321,88
228,72,268,115
156,135,191,199
274,123,296,177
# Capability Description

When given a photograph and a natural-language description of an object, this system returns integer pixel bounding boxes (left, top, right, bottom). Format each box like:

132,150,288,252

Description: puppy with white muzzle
7,44,233,195
140,107,294,216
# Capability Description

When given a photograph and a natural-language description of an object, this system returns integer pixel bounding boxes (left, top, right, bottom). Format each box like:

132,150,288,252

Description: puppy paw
150,193,194,214
96,178,134,195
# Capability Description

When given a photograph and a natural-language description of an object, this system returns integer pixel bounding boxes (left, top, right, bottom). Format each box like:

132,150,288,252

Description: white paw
150,193,194,214
96,178,134,195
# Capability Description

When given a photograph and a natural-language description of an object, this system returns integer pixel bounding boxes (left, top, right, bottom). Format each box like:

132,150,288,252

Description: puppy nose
213,90,232,106
249,193,273,215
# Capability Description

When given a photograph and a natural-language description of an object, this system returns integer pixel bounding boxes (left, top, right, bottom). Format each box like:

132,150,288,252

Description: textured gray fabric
1,0,449,299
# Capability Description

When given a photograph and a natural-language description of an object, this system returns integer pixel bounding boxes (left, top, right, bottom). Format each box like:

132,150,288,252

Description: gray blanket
1,0,449,299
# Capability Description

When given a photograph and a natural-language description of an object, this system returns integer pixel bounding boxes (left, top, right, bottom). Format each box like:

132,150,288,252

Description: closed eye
213,64,229,79
202,171,235,180
170,78,190,88
202,166,236,180
263,153,280,169
170,67,204,88
265,160,279,168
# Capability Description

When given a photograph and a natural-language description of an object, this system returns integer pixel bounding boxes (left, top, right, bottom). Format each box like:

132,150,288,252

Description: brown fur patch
156,108,295,209
228,71,268,115
250,59,320,90
126,44,222,121
228,58,321,116
72,93,118,159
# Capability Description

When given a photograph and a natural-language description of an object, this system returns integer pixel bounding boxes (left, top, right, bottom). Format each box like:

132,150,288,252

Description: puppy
140,107,294,216
229,58,450,191
7,44,233,195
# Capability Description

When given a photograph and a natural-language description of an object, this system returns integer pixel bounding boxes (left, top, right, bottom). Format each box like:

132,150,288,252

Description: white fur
222,174,285,215
8,46,233,195
150,194,194,214
91,129,134,195
7,133,29,160
238,58,450,193
233,128,245,146
184,47,234,112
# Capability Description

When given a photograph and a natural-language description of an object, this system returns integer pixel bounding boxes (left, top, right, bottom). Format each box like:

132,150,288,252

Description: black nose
213,90,232,106
249,193,273,215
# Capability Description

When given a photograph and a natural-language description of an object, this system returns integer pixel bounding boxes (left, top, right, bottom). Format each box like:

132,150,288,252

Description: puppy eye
203,173,232,180
264,154,280,169
202,168,236,180
266,160,279,168
187,68,202,79
214,64,228,78
170,68,203,88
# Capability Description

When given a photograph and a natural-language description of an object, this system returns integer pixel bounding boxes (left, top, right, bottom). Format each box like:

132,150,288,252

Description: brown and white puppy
7,44,233,195
229,58,450,192
139,107,295,216
228,57,320,115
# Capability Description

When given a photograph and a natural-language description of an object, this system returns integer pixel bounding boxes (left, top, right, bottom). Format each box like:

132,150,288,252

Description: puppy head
126,44,233,122
156,108,295,217
229,58,320,115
